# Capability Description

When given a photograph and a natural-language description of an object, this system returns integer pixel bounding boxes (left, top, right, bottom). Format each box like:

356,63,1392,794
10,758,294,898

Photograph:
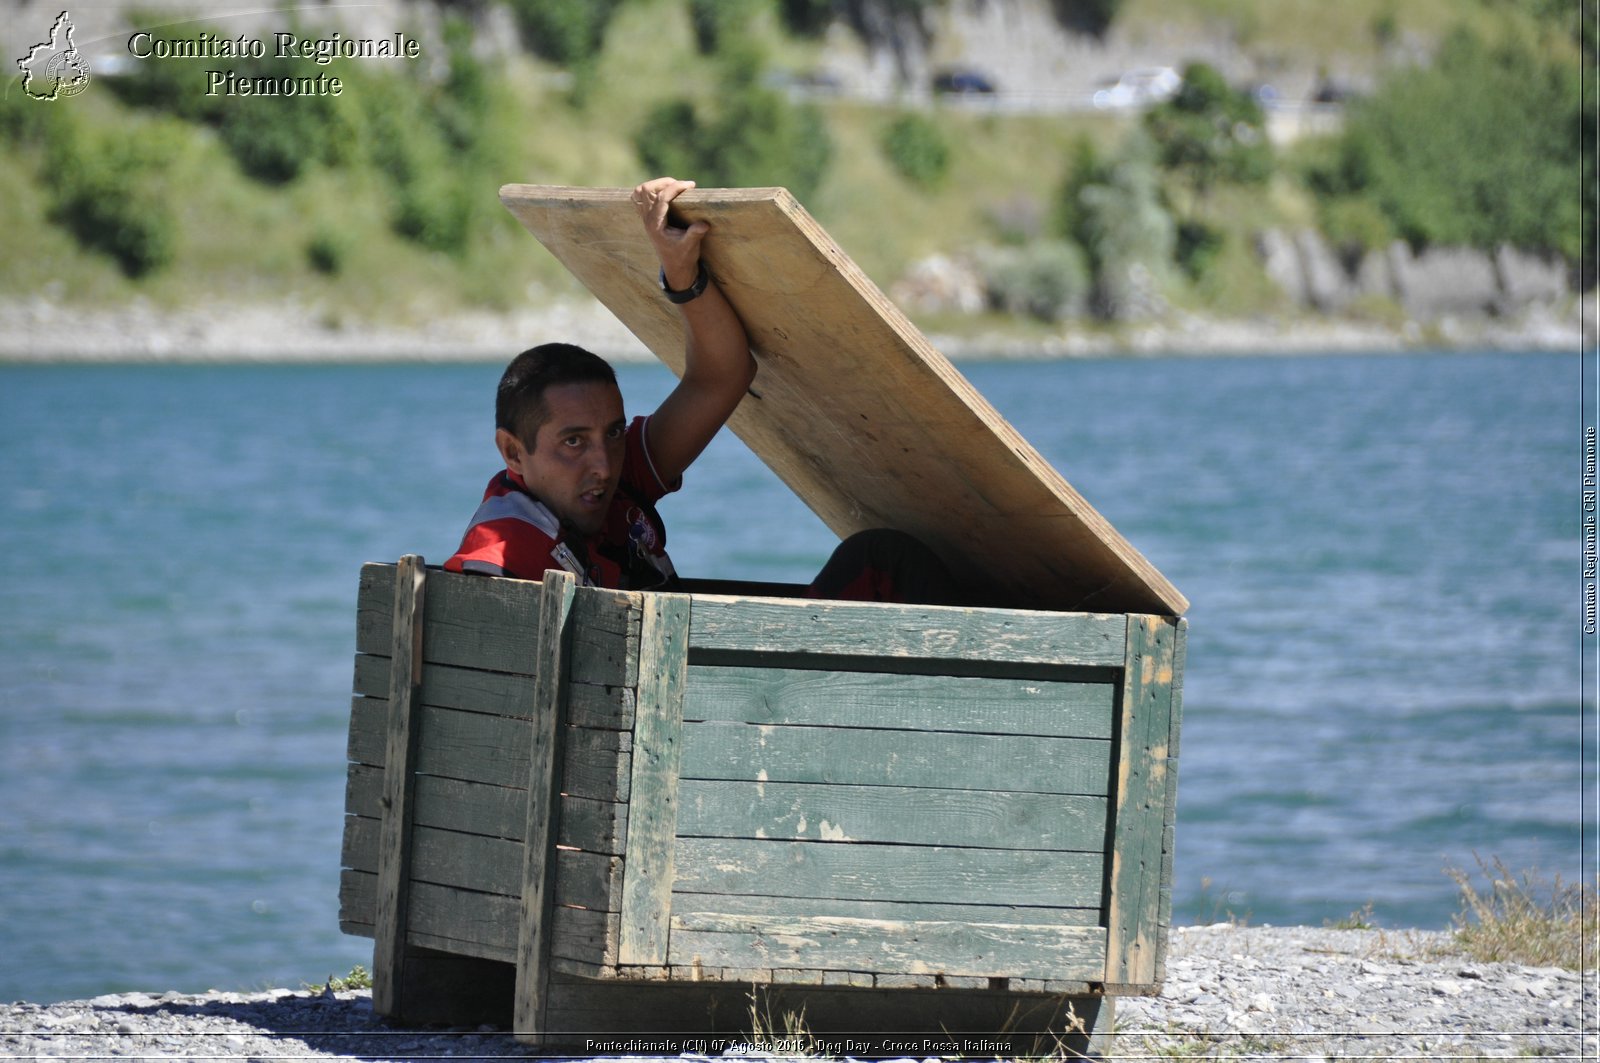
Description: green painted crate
340,557,1184,1054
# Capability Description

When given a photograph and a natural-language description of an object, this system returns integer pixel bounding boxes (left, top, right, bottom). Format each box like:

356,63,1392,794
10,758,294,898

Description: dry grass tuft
745,985,820,1056
1447,855,1596,970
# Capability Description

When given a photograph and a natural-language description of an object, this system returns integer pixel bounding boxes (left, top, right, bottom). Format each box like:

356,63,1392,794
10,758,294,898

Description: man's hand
633,176,707,291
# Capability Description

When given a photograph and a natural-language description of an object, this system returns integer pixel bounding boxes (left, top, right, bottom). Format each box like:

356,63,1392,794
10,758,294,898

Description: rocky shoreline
0,295,1590,364
3,926,1590,1061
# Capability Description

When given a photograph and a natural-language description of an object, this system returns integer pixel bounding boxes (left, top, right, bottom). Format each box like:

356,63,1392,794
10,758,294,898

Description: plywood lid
500,184,1187,616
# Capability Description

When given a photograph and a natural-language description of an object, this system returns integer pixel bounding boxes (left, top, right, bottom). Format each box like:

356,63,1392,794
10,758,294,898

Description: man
445,176,959,603
444,176,753,588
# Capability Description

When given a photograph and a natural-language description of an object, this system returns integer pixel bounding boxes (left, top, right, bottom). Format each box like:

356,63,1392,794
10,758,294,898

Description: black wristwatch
659,261,709,304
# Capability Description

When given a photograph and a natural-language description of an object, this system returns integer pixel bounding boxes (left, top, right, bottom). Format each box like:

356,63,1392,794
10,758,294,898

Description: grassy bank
1,0,1582,339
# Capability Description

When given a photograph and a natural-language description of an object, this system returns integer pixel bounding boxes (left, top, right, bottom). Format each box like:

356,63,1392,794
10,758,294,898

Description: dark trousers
805,529,963,606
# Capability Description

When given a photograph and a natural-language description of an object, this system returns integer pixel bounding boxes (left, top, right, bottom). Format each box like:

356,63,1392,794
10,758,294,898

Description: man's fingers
632,177,697,226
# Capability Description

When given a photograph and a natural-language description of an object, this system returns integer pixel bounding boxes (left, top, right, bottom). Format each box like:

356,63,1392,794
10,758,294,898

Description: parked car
1310,78,1360,106
932,69,996,95
1092,66,1181,109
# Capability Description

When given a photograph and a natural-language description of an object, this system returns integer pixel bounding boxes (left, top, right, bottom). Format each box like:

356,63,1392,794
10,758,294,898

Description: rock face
1260,228,1579,322
1388,242,1502,317
888,254,987,315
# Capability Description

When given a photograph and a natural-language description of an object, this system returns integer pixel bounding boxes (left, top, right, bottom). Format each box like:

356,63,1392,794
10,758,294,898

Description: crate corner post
514,568,578,1044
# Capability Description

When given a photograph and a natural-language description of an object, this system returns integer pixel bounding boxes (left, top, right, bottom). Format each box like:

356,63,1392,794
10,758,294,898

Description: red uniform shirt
444,416,679,589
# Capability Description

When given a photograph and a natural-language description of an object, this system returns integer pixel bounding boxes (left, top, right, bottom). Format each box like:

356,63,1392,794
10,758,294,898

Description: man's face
499,380,626,537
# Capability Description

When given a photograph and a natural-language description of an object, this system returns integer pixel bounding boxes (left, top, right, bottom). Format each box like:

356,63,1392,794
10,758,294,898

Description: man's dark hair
496,343,619,448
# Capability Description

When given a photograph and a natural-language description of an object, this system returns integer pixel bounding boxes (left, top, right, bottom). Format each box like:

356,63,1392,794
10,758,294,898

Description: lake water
0,350,1588,1005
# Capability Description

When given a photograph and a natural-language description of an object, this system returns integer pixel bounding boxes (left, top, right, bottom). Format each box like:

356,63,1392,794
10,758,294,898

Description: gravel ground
3,926,1592,1061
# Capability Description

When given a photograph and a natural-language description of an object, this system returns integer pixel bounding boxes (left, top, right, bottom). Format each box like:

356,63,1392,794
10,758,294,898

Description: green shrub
1317,195,1394,258
45,122,175,277
635,100,706,180
103,18,348,185
688,0,764,54
1582,11,1597,285
979,240,1092,322
1054,134,1177,319
393,173,476,254
635,75,833,201
216,88,342,185
1145,61,1272,192
776,0,832,37
506,0,620,66
1075,143,1173,272
880,112,950,191
1052,135,1109,248
708,85,832,199
1049,0,1123,37
1325,27,1578,262
345,56,498,256
433,14,492,152
306,228,349,275
103,10,210,120
1174,219,1223,282
1075,143,1175,318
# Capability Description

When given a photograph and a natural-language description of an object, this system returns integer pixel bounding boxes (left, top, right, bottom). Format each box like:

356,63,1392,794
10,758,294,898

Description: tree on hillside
1144,62,1271,195
1047,0,1123,39
635,57,833,201
505,0,621,66
1578,8,1596,288
1054,134,1177,321
1312,27,1579,268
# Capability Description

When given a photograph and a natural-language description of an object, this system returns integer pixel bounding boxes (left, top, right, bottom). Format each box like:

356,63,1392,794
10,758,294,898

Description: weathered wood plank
687,595,1126,667
344,814,623,913
566,682,635,732
1104,614,1177,987
667,891,1101,928
562,794,628,856
516,569,576,1040
556,849,625,913
348,699,631,802
873,974,937,989
562,725,634,803
353,653,537,719
347,766,625,854
619,593,691,966
676,779,1108,852
358,564,538,673
673,838,1103,908
680,723,1110,797
373,555,425,1018
340,870,517,963
348,765,522,840
684,665,1115,738
570,586,641,688
348,698,529,782
1156,618,1187,984
665,912,1106,981
346,816,522,895
358,565,637,686
553,906,622,967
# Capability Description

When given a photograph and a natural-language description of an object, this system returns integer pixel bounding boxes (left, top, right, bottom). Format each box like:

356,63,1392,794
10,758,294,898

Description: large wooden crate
340,556,1185,1055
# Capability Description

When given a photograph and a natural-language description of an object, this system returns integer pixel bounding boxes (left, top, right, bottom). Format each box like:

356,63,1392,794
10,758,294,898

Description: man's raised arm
632,176,758,486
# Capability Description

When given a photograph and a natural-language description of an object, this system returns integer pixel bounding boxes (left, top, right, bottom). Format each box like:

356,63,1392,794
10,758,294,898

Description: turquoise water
0,351,1587,1005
